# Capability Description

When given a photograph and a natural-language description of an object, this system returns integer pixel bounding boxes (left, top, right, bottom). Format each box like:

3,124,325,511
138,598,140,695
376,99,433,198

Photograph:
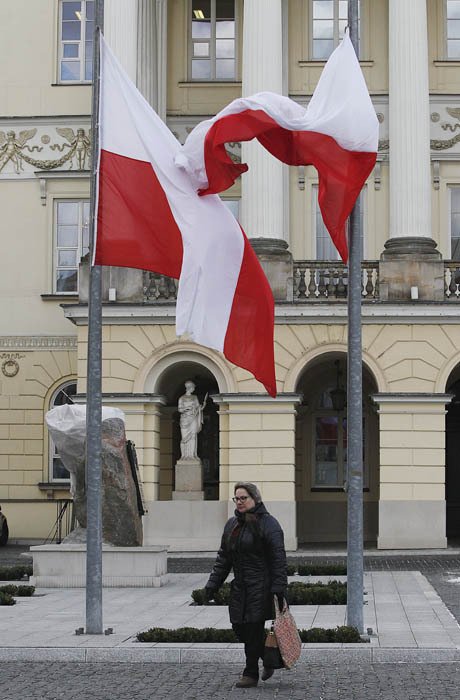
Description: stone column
241,0,292,300
380,0,443,301
212,393,302,550
104,0,138,81
136,0,168,119
373,393,451,549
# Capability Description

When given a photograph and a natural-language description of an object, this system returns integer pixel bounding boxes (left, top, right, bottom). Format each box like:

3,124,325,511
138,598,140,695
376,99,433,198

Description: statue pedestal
172,458,204,500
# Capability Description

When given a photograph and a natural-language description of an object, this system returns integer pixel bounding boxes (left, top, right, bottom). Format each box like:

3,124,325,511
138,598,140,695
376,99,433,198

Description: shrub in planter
0,584,35,597
192,581,347,606
0,565,32,581
0,592,15,606
286,563,296,576
299,626,361,643
137,625,362,644
191,583,230,605
0,584,18,596
137,627,238,643
14,585,35,597
296,563,347,576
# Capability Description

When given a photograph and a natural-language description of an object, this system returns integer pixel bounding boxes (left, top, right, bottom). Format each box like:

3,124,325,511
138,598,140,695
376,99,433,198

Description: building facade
1,0,460,550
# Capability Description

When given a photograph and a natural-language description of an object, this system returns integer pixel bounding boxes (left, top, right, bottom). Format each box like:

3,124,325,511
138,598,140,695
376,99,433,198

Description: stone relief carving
0,352,24,377
430,106,460,151
0,125,91,175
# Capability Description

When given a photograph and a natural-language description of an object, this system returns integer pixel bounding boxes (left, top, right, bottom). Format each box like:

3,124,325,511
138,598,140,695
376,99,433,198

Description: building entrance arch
446,368,460,540
294,351,379,544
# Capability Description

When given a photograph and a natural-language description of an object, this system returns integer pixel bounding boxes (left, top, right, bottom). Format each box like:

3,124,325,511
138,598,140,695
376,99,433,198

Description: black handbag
263,624,284,669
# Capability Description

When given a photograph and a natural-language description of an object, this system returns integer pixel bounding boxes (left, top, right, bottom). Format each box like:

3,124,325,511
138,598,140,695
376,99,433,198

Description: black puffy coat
206,502,287,624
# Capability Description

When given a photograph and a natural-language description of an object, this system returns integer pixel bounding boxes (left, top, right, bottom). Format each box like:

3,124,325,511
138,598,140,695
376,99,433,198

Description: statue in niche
178,380,207,459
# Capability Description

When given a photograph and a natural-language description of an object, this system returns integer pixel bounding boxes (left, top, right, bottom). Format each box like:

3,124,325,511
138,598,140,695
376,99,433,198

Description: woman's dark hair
234,481,262,504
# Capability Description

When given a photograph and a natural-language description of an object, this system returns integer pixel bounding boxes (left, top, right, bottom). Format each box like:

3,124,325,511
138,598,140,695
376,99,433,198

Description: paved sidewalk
1,570,460,663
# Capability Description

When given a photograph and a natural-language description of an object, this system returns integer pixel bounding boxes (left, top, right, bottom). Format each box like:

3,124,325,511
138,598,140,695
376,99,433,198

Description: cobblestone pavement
1,662,460,699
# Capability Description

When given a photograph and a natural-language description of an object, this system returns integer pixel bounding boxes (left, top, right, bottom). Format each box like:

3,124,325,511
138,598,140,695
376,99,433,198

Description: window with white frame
49,382,77,481
59,0,94,82
55,200,90,293
311,0,359,60
447,1,460,58
450,187,460,259
314,186,364,260
190,0,236,80
312,384,368,489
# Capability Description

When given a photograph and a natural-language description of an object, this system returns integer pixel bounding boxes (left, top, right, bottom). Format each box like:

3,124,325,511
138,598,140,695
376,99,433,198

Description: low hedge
0,592,15,606
137,625,361,644
192,581,347,606
0,584,35,597
295,563,347,576
0,565,33,581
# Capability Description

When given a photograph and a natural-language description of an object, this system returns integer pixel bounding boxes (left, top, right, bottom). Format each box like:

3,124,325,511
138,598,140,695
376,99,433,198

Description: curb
1,646,460,663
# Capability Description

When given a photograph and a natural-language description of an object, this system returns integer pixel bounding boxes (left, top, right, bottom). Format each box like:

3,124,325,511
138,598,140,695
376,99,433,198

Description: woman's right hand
204,586,215,603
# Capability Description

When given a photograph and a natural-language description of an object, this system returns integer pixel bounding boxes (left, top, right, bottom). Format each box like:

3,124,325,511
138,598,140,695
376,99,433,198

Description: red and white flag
177,32,379,262
94,36,276,397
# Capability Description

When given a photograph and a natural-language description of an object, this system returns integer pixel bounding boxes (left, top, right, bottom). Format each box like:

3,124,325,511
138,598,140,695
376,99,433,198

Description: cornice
62,302,460,326
0,336,77,350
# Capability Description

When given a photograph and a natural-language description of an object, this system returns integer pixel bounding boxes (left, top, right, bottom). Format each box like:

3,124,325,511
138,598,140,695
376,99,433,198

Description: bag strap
273,594,288,616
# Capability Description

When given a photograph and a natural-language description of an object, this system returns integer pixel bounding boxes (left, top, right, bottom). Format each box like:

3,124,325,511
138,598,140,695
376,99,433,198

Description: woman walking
205,482,287,688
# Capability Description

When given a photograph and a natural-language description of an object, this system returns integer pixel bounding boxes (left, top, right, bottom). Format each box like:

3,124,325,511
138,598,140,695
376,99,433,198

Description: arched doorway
295,353,379,544
446,370,460,541
156,361,220,500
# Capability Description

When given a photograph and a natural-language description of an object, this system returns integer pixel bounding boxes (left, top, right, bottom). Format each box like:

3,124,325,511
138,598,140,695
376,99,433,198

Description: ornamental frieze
0,121,91,178
430,101,460,154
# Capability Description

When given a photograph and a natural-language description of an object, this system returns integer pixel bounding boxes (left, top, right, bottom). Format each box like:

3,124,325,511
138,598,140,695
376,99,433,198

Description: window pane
313,19,334,39
86,1,95,20
216,0,235,19
192,0,211,18
216,39,234,58
312,39,335,59
192,59,211,79
63,43,79,58
448,39,460,57
58,202,80,225
315,416,339,485
193,42,210,57
448,19,460,38
53,457,70,480
447,1,460,19
86,20,94,44
62,1,81,21
339,19,348,37
85,60,93,80
451,189,460,259
339,0,348,19
58,202,79,225
56,269,78,292
216,19,235,38
192,20,211,38
61,60,80,80
313,1,334,20
58,250,77,266
57,226,79,247
62,21,81,40
216,59,235,79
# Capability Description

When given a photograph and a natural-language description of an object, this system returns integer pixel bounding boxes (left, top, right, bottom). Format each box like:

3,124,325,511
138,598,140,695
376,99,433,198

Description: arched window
49,381,77,481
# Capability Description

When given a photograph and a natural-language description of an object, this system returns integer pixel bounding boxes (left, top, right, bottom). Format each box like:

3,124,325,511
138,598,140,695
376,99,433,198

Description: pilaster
373,393,452,549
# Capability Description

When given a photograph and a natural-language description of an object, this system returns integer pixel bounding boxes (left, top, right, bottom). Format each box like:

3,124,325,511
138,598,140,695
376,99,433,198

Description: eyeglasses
232,496,249,503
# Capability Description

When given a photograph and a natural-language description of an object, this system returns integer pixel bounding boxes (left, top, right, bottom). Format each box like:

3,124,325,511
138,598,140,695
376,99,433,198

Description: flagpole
86,0,104,635
346,0,364,634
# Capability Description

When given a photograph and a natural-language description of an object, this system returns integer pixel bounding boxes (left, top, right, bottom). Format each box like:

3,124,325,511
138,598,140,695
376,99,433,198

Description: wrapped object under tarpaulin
45,404,143,546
